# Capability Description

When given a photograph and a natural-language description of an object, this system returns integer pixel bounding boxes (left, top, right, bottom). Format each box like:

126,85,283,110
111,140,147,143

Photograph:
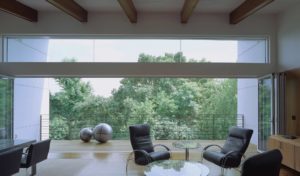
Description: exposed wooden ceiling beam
118,0,137,23
181,0,199,23
0,0,38,22
46,0,87,22
230,0,274,24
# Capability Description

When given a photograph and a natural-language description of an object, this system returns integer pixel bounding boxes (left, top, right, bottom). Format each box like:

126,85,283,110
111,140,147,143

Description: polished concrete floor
14,140,299,176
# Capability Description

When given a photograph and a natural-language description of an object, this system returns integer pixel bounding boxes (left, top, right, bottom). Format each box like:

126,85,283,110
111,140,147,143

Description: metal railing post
212,114,215,140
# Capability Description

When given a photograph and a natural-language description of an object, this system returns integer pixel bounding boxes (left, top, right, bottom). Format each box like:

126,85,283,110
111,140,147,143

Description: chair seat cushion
149,151,170,161
203,150,240,168
135,155,151,165
203,150,224,165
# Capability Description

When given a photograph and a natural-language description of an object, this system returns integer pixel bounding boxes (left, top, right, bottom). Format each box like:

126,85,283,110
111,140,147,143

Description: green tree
50,52,238,140
108,53,238,139
50,78,93,139
0,79,13,139
50,116,69,139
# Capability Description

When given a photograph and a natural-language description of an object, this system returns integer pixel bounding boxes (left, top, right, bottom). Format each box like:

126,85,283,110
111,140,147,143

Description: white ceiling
17,0,300,14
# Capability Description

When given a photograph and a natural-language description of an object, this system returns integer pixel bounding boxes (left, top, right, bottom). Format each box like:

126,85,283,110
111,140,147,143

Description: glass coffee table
173,140,201,160
144,160,209,176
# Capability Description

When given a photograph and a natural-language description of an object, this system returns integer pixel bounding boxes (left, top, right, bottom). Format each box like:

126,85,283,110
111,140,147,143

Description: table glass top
172,140,201,149
144,160,209,176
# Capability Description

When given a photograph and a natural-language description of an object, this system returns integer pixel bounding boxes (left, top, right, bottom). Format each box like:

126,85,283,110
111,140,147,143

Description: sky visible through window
47,39,238,62
48,39,238,97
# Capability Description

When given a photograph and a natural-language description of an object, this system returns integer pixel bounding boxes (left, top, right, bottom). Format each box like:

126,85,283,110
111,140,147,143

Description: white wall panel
237,79,258,145
9,39,50,141
237,40,264,145
278,3,300,71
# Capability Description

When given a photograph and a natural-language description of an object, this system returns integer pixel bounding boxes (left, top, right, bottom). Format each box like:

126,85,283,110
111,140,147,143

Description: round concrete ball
93,123,113,143
80,128,93,142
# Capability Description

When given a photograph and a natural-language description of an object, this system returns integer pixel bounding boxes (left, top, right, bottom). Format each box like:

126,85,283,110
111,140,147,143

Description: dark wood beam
230,0,274,24
117,0,137,23
181,0,199,23
0,0,38,22
46,0,87,22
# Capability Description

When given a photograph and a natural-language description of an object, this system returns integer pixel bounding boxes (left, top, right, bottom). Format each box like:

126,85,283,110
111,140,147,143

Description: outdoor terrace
12,140,298,176
6,139,273,176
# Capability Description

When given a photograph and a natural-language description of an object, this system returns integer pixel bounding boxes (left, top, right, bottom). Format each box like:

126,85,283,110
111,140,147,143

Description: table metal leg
185,148,189,161
31,164,36,176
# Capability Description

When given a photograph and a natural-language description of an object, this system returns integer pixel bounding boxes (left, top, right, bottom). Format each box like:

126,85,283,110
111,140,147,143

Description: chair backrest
241,149,282,176
221,127,253,157
0,148,23,176
25,139,51,167
129,124,154,153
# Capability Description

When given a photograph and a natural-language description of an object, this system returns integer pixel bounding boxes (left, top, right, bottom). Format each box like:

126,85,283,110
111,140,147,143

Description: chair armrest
22,147,29,155
153,144,170,151
21,148,29,164
203,144,223,151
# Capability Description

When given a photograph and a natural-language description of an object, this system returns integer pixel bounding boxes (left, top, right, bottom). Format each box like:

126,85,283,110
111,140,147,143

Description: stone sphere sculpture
79,127,93,142
93,123,113,143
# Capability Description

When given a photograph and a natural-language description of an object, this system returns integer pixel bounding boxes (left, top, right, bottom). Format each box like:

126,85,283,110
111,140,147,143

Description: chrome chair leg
221,167,225,176
32,165,36,175
126,152,135,176
200,150,204,163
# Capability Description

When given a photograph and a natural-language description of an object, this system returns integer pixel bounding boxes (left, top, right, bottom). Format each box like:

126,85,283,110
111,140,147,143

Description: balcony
15,139,256,176
27,115,247,175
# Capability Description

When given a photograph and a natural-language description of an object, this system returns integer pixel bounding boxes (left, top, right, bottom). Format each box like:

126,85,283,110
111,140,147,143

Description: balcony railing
56,114,244,140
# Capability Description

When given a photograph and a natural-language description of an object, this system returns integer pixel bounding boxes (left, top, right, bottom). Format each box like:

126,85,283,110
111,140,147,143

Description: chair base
221,167,225,175
22,165,36,176
126,152,135,176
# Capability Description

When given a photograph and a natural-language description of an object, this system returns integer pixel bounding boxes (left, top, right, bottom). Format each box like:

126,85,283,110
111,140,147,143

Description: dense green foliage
0,79,13,139
50,53,238,140
258,78,272,150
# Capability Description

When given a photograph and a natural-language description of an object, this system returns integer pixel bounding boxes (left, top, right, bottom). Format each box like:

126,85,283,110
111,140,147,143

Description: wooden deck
14,140,298,176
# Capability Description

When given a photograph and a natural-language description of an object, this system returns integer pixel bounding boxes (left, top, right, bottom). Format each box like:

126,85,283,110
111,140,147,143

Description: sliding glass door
0,78,13,139
258,75,274,151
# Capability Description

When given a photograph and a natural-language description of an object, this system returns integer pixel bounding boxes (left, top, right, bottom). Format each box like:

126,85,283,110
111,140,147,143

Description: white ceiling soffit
0,63,274,78
17,0,300,14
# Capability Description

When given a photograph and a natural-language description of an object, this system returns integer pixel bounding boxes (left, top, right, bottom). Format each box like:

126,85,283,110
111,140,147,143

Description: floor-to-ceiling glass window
258,75,274,151
2,36,270,143
0,78,13,139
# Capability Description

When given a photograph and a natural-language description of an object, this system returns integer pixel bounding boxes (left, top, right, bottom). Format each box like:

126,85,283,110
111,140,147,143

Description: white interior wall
278,3,300,72
237,79,258,144
8,39,49,141
237,40,267,145
14,79,49,140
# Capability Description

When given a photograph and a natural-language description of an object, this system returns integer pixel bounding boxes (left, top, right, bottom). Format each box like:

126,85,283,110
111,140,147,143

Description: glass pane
258,76,273,151
49,77,242,140
0,78,13,139
5,37,268,63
